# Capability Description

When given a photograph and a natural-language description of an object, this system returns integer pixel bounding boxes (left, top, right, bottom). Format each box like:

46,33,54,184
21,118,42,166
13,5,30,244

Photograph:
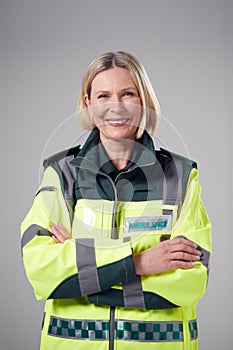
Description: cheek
90,105,108,125
126,103,142,119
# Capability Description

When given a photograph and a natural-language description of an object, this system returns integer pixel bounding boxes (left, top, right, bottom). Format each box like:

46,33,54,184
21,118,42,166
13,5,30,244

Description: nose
109,95,123,114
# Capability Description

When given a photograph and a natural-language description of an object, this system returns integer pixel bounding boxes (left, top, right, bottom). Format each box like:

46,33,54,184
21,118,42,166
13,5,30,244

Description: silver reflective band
48,316,198,342
57,155,76,220
21,224,52,251
48,317,109,340
35,186,56,197
75,238,101,295
162,156,183,206
122,276,145,308
125,215,172,233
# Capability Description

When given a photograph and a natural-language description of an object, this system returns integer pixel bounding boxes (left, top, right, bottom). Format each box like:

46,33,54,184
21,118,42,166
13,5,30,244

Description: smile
104,119,129,126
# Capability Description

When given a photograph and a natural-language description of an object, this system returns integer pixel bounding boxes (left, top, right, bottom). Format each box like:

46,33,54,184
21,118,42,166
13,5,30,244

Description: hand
133,237,201,275
50,223,70,244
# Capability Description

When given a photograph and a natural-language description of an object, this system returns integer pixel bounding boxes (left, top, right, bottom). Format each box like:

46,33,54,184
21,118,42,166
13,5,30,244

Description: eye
98,94,109,99
123,91,134,97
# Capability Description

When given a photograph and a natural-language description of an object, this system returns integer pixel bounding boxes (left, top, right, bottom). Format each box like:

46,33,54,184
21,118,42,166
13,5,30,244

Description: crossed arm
51,222,201,276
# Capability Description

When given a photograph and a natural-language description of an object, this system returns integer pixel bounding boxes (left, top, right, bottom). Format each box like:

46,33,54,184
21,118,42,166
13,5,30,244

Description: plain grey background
0,0,232,349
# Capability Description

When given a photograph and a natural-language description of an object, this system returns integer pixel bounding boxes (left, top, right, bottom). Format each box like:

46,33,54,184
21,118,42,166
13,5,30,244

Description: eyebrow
94,87,138,95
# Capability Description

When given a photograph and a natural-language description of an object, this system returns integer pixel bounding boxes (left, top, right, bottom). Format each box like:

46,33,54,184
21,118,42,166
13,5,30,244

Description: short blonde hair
77,51,161,138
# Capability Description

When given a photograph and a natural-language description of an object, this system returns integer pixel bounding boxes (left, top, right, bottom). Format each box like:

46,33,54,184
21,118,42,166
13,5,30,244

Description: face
84,67,142,142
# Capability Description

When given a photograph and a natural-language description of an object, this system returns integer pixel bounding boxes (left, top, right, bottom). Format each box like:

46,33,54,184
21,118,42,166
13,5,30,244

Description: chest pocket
119,200,178,254
72,198,114,239
72,198,178,246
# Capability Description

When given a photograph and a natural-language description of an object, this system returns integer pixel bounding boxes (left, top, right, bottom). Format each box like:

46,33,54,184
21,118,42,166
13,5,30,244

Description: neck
100,138,135,170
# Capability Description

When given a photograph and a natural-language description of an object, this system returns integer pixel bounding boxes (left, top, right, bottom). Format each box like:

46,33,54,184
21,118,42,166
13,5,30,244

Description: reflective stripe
48,316,109,340
122,233,145,309
189,320,198,340
48,316,198,342
21,224,52,251
123,236,131,243
35,186,56,196
122,276,145,308
162,209,173,216
116,319,183,342
163,157,183,205
57,155,76,221
199,247,210,269
75,238,100,295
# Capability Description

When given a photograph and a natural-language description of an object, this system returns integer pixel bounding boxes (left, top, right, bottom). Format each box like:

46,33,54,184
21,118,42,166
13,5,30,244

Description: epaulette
158,147,197,169
43,144,81,168
155,148,198,204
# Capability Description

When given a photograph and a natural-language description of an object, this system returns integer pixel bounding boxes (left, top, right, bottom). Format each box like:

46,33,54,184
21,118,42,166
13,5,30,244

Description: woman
21,51,211,350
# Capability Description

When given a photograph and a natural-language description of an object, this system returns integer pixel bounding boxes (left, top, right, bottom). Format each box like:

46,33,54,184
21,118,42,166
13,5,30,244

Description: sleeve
88,168,212,310
21,166,136,301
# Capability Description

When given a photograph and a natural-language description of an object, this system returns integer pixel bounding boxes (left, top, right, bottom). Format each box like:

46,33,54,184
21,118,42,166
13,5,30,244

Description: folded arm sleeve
21,166,136,300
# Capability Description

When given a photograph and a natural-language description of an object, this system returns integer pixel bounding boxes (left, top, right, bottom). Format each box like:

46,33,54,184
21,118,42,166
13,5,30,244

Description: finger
171,244,201,257
168,238,201,256
51,227,65,243
168,260,196,270
171,251,201,262
52,235,60,243
50,223,69,238
169,237,197,249
57,223,70,238
50,224,68,243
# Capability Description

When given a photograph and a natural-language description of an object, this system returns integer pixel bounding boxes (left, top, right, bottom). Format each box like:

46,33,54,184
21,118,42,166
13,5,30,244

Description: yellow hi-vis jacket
21,128,212,350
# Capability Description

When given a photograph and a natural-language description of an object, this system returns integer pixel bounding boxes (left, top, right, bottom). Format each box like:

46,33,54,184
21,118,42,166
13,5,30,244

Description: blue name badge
124,215,172,233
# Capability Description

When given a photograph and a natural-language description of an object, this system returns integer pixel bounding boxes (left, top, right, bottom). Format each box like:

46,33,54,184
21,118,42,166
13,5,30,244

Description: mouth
104,118,130,127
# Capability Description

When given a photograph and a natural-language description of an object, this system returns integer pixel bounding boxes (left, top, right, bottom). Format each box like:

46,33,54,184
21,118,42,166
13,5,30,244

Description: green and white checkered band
48,316,198,342
189,320,198,341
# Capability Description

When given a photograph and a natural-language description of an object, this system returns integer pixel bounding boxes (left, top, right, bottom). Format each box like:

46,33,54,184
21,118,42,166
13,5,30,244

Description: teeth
106,119,127,124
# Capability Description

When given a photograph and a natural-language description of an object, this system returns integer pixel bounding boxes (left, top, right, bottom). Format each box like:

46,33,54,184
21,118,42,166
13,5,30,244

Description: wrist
133,253,143,276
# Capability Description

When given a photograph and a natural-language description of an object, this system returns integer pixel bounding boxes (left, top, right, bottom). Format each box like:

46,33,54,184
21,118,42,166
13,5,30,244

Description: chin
100,126,138,141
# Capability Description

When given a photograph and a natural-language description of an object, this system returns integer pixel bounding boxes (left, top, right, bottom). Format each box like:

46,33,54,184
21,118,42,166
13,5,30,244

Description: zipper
109,306,115,350
109,163,155,349
74,160,156,350
75,161,156,240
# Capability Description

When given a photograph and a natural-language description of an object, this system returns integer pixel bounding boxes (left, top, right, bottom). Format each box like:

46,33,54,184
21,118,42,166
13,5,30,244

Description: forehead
91,67,137,91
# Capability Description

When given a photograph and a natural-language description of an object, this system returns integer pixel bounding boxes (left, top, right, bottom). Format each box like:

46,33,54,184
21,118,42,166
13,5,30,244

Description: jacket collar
70,127,157,172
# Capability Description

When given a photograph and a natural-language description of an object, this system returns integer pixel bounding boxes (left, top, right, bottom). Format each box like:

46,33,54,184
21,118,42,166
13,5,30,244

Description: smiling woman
78,51,160,138
84,67,142,143
21,51,212,350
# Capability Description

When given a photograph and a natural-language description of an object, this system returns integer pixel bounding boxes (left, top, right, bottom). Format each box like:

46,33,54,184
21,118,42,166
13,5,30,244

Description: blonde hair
77,51,161,138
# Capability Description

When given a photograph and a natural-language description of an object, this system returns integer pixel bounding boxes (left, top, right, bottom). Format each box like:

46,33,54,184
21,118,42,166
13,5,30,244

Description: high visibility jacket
21,128,212,350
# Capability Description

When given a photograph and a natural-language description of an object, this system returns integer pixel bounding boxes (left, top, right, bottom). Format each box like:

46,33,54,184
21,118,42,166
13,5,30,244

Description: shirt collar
70,127,157,172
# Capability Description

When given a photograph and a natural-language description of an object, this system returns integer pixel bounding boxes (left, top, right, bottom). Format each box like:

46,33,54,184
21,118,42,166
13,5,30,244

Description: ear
84,94,91,107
